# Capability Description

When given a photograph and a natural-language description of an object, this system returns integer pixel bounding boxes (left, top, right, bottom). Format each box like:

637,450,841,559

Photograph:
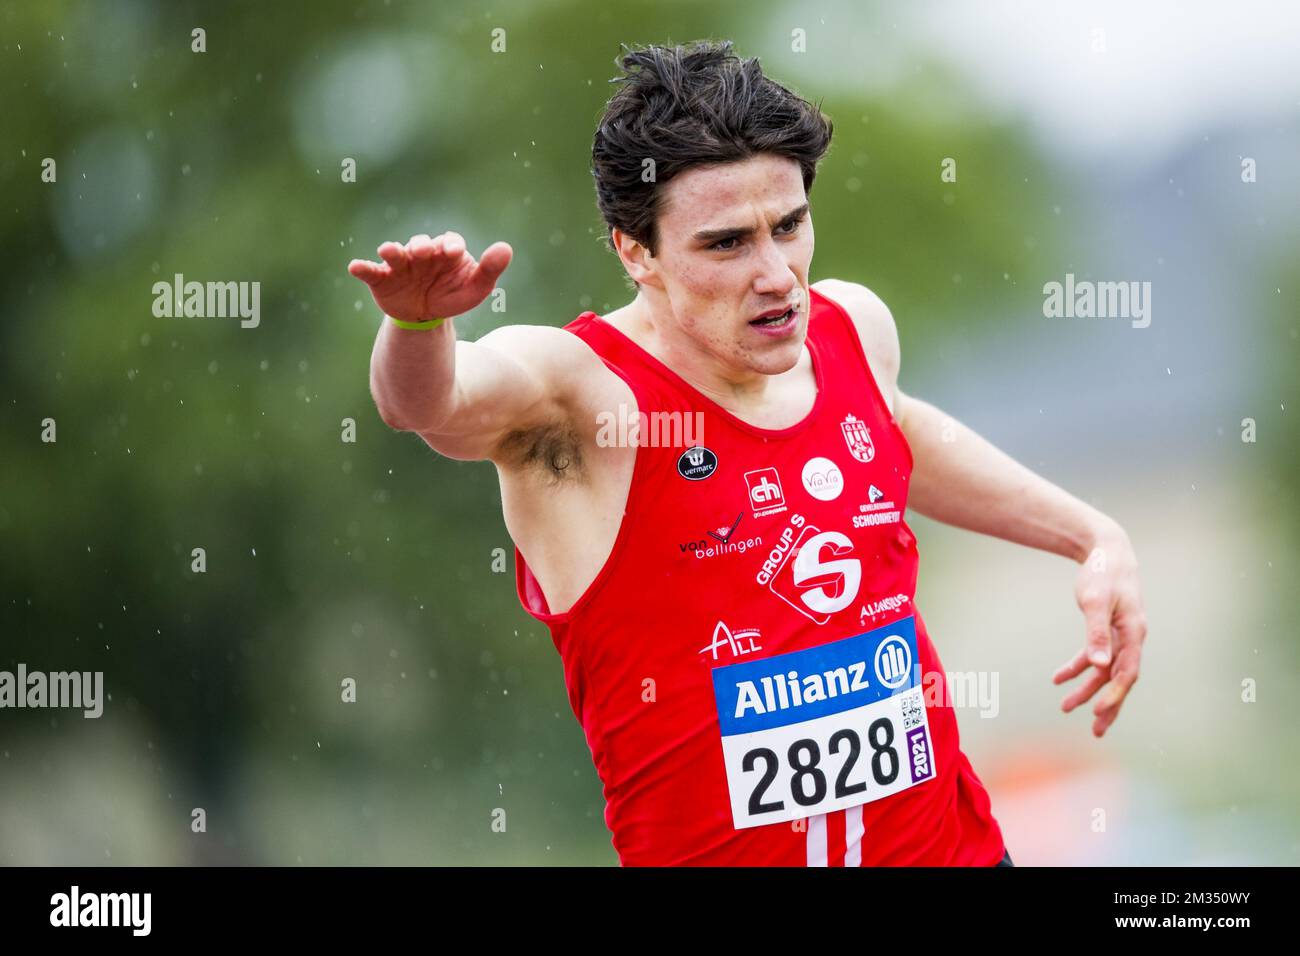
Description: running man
347,40,1147,866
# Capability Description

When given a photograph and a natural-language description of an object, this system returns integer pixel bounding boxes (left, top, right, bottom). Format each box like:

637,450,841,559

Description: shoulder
472,319,632,450
473,320,621,398
810,279,901,411
474,321,602,370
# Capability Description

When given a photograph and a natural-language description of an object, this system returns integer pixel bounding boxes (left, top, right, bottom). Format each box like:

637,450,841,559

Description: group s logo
756,514,862,624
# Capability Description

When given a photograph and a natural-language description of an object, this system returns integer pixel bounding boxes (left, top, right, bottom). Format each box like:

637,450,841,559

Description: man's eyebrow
692,202,810,244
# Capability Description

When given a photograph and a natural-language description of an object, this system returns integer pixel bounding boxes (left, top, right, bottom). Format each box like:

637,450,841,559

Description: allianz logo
732,660,871,718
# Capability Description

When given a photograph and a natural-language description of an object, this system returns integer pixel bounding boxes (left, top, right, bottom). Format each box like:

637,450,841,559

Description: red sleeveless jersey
515,286,1006,866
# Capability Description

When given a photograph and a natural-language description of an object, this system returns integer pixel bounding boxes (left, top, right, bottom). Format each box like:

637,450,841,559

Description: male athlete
347,41,1147,866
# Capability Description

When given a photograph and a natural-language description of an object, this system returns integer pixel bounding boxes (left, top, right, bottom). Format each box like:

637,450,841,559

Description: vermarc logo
677,445,718,480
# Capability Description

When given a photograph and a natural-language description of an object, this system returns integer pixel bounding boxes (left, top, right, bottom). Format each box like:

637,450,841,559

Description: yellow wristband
388,315,447,331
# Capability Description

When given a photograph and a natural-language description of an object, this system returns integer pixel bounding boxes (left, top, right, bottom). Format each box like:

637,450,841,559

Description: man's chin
741,331,806,376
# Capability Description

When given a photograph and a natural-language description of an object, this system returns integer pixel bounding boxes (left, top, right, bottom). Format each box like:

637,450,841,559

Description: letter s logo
792,531,861,614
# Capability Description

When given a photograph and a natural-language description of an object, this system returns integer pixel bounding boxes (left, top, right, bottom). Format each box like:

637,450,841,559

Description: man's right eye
711,237,739,252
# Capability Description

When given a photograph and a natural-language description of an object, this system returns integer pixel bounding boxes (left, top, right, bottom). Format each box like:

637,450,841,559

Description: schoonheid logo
677,445,718,480
852,484,901,528
754,513,862,624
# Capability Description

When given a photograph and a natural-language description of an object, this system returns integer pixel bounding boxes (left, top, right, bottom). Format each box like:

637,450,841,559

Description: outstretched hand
1054,523,1147,738
348,231,512,323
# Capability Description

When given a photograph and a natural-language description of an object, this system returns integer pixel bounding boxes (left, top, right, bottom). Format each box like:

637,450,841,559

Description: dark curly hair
591,39,834,262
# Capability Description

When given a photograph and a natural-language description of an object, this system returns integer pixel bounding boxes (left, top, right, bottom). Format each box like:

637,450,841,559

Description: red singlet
515,286,1006,866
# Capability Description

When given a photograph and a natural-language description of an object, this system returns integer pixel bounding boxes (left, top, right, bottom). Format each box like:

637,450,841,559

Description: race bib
711,615,936,830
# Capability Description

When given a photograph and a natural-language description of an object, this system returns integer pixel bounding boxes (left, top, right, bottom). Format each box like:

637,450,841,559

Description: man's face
632,153,814,376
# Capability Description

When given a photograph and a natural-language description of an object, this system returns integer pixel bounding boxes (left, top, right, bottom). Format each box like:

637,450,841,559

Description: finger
1061,665,1108,713
348,259,389,285
1078,590,1114,668
1092,681,1130,735
1052,648,1090,685
474,241,513,283
1116,604,1148,647
1092,682,1126,718
1090,618,1145,735
407,234,436,260
442,231,465,257
377,242,408,269
1093,647,1140,716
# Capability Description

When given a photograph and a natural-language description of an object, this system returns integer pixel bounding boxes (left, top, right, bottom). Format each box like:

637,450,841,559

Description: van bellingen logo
0,664,104,718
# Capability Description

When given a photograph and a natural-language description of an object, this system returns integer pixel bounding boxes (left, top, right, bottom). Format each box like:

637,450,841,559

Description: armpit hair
498,420,585,483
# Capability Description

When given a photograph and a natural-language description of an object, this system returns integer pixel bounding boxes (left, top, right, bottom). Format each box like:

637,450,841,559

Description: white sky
778,0,1300,169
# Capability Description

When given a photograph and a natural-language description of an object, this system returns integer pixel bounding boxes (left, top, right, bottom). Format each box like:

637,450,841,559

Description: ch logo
743,467,787,517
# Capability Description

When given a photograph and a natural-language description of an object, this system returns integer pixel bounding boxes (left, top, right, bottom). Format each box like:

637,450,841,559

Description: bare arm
351,231,580,462
896,393,1112,561
816,278,1148,738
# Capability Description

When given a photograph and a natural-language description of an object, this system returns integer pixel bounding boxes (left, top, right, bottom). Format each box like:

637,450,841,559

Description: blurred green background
1,0,1296,864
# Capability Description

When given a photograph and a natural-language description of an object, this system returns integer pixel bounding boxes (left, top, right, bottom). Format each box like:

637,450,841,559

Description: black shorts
994,848,1015,867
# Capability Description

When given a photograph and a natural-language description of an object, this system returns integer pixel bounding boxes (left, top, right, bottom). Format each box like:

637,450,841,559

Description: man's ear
612,228,660,289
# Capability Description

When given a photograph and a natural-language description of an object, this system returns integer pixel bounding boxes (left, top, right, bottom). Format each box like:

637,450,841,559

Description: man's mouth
748,306,796,328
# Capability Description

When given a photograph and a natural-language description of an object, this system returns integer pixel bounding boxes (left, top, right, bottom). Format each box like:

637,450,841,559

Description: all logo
801,456,843,501
677,445,718,481
754,513,862,625
743,467,787,518
841,414,875,463
699,621,763,660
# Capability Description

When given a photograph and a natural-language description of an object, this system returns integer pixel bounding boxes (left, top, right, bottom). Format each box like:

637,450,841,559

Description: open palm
348,231,512,322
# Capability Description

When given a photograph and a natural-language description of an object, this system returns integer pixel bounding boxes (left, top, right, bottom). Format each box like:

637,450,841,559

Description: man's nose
752,236,797,298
